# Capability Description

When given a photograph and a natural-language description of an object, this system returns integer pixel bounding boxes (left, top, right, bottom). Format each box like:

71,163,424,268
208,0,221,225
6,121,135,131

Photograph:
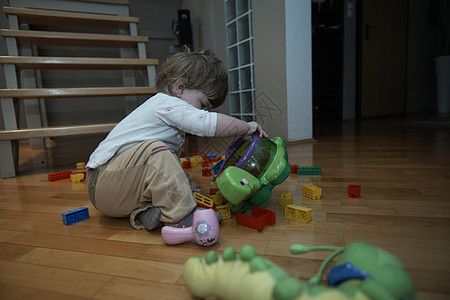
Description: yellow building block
211,191,226,205
194,192,214,208
285,204,312,223
190,156,202,166
301,184,322,200
278,192,293,206
70,173,84,183
76,162,86,170
216,205,231,220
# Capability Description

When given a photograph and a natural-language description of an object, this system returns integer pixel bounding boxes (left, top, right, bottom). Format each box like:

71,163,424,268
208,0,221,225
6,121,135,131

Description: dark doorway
312,0,344,124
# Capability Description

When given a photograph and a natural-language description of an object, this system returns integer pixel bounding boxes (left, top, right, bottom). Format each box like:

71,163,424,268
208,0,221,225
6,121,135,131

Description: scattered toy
348,184,361,198
161,208,219,246
278,192,293,206
236,206,275,231
62,207,89,225
302,184,322,199
285,204,312,223
297,166,322,175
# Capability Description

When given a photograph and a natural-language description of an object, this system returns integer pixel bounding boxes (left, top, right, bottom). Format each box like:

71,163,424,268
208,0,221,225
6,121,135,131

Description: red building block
236,206,276,231
210,188,220,195
290,164,298,173
180,151,185,158
202,168,212,177
348,185,361,198
182,160,191,169
202,156,211,167
48,170,72,181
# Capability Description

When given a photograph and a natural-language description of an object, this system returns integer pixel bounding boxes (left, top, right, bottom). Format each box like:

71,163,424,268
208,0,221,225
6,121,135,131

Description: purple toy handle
216,133,260,175
235,133,260,168
161,209,220,247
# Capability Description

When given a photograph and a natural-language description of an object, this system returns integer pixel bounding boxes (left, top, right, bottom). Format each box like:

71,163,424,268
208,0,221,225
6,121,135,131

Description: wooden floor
0,115,449,299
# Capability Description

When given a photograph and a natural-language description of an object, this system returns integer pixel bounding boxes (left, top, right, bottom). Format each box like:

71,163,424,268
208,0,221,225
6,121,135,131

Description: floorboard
0,115,449,299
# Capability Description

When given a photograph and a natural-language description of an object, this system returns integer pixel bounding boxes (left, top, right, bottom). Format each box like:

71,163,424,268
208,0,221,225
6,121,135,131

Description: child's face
179,89,213,111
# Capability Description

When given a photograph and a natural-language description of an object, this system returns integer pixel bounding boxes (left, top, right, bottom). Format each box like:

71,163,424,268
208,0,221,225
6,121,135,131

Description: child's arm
215,113,268,138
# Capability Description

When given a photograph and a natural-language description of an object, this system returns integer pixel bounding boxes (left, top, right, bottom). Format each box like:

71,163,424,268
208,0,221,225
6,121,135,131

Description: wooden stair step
0,56,158,70
0,29,148,48
78,0,130,5
3,6,138,29
0,86,157,99
0,123,116,141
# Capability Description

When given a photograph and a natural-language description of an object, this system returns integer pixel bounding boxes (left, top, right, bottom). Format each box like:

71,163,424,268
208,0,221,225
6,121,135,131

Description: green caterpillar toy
184,242,417,300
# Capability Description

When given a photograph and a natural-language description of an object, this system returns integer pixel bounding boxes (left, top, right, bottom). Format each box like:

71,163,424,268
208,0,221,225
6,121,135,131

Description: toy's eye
240,178,249,185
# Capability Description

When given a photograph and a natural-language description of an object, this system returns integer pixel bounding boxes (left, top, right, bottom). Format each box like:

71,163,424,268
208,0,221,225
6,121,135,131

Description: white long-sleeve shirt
86,93,217,169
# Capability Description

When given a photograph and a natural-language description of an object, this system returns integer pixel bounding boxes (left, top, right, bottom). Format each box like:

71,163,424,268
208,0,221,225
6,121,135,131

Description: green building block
297,166,322,175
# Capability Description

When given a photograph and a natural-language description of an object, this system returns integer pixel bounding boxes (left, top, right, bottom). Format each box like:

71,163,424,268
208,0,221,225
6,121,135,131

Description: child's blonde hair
156,49,229,108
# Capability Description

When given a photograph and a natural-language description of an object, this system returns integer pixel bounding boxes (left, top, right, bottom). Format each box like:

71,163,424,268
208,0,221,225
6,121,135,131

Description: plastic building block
194,192,216,209
211,191,226,205
62,207,89,225
290,164,298,173
192,152,199,156
236,206,275,231
48,170,72,181
190,156,202,166
278,192,293,206
210,188,220,195
211,159,223,174
182,160,191,169
216,204,231,220
70,173,84,183
180,151,185,158
285,204,312,223
297,166,322,175
348,184,361,198
302,184,322,199
76,162,86,170
202,168,212,177
206,153,217,159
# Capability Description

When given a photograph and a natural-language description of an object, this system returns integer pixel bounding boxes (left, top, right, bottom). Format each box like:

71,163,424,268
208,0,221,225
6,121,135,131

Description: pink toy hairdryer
161,209,220,246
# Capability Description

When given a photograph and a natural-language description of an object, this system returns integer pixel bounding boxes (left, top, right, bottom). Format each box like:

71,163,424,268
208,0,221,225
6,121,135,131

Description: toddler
86,49,267,230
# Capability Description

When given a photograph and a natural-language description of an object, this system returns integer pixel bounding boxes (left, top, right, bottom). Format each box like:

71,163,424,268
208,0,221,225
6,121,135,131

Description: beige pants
86,140,196,228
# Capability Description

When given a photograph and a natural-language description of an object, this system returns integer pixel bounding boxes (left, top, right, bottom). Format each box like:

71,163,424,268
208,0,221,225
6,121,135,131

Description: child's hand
191,182,202,192
247,121,269,138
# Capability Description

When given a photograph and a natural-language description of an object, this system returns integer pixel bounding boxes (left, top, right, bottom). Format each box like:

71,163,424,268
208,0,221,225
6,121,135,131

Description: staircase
0,0,158,178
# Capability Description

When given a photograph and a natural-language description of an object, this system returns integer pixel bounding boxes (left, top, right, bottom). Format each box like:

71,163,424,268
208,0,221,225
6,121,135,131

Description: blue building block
62,207,89,225
297,166,322,175
211,159,224,174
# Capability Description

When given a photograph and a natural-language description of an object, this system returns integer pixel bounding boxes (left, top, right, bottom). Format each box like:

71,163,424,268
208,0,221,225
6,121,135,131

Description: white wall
253,0,312,141
285,0,312,141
